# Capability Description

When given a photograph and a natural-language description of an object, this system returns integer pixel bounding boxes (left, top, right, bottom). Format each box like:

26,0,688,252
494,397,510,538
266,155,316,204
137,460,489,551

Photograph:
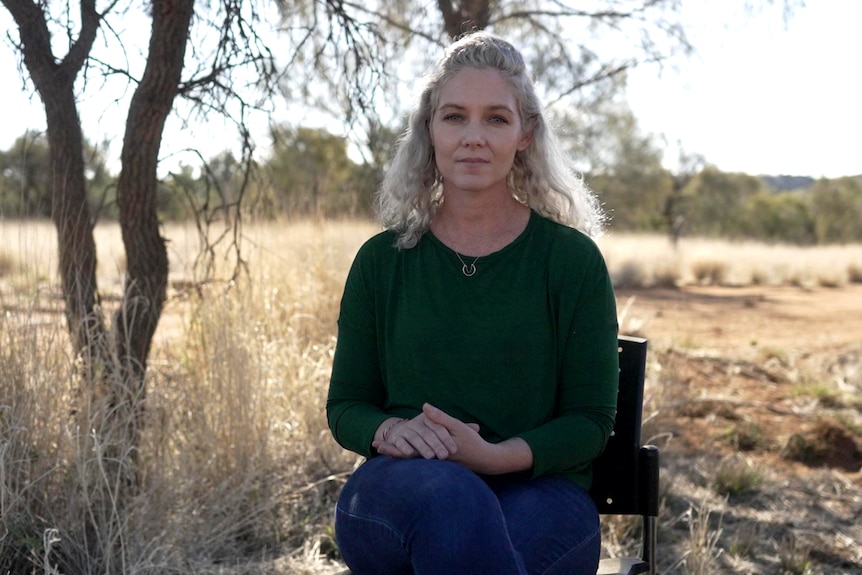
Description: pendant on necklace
455,252,479,277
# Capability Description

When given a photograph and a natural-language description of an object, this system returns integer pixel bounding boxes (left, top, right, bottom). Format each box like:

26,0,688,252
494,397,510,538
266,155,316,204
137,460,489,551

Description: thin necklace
454,251,479,277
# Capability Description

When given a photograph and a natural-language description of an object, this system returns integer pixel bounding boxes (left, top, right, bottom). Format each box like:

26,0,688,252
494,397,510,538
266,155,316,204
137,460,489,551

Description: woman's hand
372,410,475,460
373,404,533,476
422,403,533,475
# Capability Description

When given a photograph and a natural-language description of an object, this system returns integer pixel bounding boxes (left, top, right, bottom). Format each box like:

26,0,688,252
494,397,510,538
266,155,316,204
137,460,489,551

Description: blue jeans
335,456,600,575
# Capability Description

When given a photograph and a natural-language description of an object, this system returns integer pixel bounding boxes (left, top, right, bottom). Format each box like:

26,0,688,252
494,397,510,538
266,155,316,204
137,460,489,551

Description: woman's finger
423,403,470,434
398,422,453,459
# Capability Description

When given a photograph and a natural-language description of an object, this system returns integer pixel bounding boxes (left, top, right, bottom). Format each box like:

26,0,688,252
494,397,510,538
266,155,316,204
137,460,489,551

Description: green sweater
326,211,619,489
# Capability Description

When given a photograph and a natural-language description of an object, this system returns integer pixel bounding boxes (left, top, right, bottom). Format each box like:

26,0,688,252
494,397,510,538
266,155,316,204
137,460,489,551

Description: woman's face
429,67,533,197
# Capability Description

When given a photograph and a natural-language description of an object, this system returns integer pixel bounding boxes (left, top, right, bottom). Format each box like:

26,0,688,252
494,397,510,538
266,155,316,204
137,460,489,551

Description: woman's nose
462,123,486,147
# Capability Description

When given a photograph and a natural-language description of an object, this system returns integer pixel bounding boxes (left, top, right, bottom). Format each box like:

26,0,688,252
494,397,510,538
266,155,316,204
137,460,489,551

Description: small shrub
713,457,763,497
757,346,789,364
728,523,759,558
723,421,767,452
749,268,769,286
613,260,648,289
691,259,727,286
793,383,843,408
777,534,812,575
817,273,844,288
652,263,681,288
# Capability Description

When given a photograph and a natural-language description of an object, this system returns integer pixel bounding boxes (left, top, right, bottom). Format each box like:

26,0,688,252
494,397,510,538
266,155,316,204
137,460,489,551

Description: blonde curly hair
376,31,605,249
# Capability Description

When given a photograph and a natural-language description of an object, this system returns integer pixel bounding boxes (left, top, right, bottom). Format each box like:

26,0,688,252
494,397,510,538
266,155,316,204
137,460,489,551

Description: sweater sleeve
516,240,619,486
326,239,392,457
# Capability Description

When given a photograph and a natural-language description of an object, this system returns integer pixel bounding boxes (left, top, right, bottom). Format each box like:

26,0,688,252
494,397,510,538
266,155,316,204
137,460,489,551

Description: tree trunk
112,0,195,450
4,0,194,494
2,0,106,368
436,0,490,38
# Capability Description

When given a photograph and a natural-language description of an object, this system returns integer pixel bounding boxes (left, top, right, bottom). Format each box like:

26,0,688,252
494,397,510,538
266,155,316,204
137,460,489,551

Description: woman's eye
443,114,463,122
490,116,509,124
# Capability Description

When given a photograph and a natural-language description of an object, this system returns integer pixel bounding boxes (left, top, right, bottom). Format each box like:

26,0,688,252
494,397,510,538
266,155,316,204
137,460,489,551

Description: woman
327,31,619,575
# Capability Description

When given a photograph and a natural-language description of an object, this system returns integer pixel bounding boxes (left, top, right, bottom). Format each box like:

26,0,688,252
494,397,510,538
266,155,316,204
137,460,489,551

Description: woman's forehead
436,67,519,109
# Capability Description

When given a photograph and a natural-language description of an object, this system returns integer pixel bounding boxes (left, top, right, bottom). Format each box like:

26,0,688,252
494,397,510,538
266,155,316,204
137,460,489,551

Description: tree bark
2,0,106,368
3,0,194,495
437,0,491,38
112,0,195,437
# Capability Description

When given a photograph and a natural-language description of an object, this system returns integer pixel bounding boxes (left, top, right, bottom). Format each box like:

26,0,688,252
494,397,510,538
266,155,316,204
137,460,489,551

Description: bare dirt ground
616,285,862,574
618,284,862,355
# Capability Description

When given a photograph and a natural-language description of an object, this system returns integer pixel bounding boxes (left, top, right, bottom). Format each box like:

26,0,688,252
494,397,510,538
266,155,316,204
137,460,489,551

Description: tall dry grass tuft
1,301,71,573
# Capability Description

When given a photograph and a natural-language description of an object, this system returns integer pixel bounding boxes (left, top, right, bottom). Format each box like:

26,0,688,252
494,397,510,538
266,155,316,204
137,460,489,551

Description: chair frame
591,335,658,575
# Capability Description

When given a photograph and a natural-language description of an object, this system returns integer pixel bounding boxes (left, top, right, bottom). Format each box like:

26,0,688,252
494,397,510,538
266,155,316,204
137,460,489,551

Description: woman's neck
430,195,530,257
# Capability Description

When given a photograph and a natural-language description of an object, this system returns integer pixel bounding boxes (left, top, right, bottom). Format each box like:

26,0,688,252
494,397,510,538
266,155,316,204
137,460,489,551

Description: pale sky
626,1,862,178
1,1,860,179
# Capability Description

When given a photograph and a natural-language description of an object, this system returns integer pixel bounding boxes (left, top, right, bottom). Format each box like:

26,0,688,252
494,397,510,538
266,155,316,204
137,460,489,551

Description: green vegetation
4,127,860,245
713,457,764,498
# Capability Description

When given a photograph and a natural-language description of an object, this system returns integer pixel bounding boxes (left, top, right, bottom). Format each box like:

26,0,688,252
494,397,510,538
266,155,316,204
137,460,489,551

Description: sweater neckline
426,209,537,261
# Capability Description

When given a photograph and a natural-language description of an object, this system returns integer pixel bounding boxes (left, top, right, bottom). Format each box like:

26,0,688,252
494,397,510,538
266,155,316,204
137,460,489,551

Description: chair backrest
590,335,652,515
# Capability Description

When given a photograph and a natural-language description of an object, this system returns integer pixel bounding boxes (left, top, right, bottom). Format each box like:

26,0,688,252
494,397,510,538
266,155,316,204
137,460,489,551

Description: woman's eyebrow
436,102,516,114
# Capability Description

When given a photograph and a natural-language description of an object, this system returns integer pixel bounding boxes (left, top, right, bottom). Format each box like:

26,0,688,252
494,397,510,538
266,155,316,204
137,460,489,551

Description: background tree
737,189,815,244
265,125,367,217
0,0,290,566
0,131,117,218
282,0,695,177
0,131,52,216
810,177,862,244
676,168,768,238
571,98,674,232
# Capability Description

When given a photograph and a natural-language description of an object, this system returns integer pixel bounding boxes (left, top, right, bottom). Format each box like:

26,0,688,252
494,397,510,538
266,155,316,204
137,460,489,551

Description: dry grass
598,233,862,288
2,219,862,574
1,218,376,575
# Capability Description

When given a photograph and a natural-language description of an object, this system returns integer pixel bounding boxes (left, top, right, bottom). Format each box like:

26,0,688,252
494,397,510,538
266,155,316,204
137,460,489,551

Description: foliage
736,190,816,244
810,177,862,243
676,168,767,237
713,457,764,498
0,132,115,218
3,127,861,246
581,101,675,232
263,125,375,217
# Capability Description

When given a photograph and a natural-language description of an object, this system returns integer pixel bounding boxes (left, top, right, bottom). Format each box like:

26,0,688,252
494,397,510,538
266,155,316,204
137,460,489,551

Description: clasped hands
371,403,533,475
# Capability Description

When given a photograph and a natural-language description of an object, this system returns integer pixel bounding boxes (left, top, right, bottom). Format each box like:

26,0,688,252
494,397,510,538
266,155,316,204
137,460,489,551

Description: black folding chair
592,335,658,575
338,335,658,575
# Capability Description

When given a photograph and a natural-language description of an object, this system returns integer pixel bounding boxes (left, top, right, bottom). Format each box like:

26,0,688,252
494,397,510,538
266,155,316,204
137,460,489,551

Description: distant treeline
2,129,861,245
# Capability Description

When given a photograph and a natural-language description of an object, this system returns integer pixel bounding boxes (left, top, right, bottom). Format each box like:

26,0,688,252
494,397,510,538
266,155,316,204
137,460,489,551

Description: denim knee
335,457,524,575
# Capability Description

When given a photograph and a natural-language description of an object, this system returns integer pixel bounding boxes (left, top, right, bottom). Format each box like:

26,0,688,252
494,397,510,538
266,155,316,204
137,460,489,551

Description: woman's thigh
335,456,525,575
488,474,601,575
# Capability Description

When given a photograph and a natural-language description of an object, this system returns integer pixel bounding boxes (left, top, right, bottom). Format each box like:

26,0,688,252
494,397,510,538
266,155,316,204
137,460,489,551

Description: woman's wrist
374,417,407,444
486,437,534,475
